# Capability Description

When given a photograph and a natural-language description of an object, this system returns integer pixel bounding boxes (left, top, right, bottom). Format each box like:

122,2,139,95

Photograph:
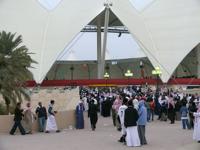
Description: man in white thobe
45,100,60,133
193,104,200,143
118,97,128,143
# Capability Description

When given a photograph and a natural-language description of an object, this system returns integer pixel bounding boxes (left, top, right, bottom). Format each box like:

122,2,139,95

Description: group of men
79,86,148,147
111,86,200,144
10,100,60,135
80,85,200,145
112,94,147,147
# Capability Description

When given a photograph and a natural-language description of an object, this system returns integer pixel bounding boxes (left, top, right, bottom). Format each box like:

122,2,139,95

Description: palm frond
0,31,37,108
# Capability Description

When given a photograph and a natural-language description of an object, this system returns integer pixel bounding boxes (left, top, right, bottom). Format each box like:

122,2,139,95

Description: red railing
26,78,200,87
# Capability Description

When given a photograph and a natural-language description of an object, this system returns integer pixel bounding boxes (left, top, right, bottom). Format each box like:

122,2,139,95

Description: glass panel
38,0,62,11
129,0,155,11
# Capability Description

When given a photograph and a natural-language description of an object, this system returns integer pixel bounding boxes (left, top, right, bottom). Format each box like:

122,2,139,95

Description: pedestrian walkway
0,116,199,150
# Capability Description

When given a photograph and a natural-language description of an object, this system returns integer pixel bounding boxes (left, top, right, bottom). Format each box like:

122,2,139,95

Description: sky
57,32,146,61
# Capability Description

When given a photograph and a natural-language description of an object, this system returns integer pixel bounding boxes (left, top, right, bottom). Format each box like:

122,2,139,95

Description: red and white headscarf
168,97,175,108
112,95,122,111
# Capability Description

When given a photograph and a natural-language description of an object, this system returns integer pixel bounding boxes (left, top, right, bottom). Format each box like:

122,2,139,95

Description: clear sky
57,32,146,61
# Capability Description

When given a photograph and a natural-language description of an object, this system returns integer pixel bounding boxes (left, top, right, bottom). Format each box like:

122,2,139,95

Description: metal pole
97,16,102,79
101,6,110,78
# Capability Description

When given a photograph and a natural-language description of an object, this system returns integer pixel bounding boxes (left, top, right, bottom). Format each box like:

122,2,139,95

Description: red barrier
26,78,200,87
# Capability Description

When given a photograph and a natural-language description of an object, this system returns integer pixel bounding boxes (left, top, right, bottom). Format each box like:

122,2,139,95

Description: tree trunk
6,103,10,115
4,97,10,115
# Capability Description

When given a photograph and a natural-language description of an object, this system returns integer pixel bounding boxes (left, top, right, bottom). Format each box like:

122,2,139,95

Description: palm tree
0,31,36,114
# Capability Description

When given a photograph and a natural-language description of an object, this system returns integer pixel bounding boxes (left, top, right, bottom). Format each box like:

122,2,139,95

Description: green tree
0,31,36,114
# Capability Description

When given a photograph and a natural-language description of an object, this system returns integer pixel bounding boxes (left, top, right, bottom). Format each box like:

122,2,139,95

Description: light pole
104,72,110,87
124,69,133,85
152,67,162,92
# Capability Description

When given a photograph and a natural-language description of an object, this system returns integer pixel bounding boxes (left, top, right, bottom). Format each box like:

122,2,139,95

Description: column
97,15,102,79
100,6,110,78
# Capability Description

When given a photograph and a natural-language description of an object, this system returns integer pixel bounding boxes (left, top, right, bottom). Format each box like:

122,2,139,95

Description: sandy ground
0,115,199,150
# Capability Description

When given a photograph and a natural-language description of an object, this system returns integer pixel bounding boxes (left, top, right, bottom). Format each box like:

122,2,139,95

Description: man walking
35,102,47,132
24,102,36,134
45,100,60,133
137,100,147,145
10,102,26,135
88,100,98,131
118,97,128,143
124,100,141,147
76,100,85,129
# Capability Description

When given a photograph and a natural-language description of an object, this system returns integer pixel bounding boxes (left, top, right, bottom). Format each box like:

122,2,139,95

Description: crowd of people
78,86,148,147
9,85,200,146
79,85,200,146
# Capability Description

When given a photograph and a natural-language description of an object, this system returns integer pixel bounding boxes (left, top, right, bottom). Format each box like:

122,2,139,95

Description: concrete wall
0,110,76,133
0,87,80,112
0,87,80,133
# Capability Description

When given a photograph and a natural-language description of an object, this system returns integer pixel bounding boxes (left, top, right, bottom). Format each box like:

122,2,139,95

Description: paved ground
0,115,199,150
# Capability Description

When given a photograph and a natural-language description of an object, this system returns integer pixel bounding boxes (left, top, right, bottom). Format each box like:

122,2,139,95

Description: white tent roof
0,0,200,83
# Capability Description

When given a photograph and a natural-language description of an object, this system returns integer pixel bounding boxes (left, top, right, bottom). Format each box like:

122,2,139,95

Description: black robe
88,103,98,129
101,99,112,117
168,103,175,123
124,106,139,128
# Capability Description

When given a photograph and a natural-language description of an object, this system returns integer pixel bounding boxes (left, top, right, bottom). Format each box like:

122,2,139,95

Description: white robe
83,97,88,111
126,126,141,147
132,99,139,110
193,112,200,141
118,105,127,135
46,115,58,131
